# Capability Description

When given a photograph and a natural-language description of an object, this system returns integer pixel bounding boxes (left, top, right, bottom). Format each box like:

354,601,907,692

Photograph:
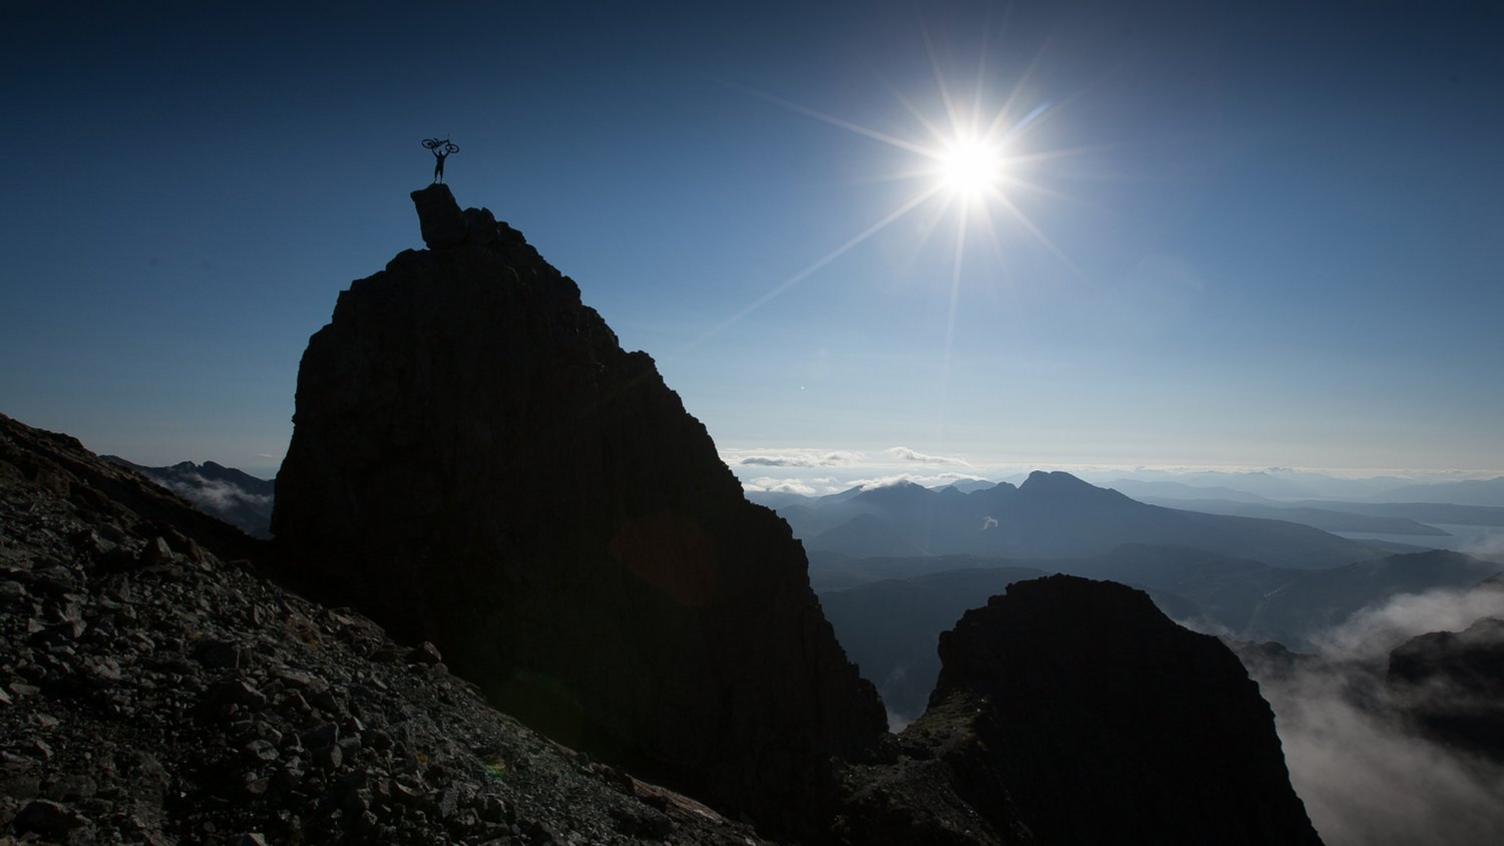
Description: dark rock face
272,188,887,829
410,184,468,248
0,411,767,845
1389,614,1504,763
839,575,1322,845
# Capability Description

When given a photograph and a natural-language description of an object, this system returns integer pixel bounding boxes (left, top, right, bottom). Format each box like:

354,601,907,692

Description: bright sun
937,136,1005,197
694,64,1075,353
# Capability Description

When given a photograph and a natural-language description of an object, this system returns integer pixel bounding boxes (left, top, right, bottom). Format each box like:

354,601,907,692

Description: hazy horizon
97,442,1504,494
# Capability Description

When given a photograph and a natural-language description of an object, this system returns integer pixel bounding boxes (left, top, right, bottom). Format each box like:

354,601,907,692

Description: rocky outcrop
0,411,766,845
411,184,469,248
838,575,1322,845
1389,612,1504,763
271,186,887,831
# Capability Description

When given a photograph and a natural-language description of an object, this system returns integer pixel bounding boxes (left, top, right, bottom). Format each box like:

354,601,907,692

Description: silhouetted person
422,137,459,184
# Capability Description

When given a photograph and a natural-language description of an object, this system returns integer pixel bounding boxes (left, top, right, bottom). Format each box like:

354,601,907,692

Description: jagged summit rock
409,183,467,248
273,188,887,832
410,184,511,250
838,575,1323,845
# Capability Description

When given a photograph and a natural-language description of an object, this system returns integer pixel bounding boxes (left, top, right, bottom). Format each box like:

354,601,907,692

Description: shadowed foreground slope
0,412,766,845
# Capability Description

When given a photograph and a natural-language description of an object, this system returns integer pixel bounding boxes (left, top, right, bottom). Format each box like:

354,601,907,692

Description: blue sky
2,1,1501,480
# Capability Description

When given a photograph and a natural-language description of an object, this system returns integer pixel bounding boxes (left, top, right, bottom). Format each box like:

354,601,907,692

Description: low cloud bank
884,446,971,466
1242,584,1504,846
720,446,988,494
740,477,819,496
1310,586,1504,663
733,450,862,468
851,472,986,491
1463,531,1504,564
742,471,988,495
163,473,273,513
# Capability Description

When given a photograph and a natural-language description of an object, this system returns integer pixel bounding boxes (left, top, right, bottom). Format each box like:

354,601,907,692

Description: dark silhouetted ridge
271,186,886,834
838,575,1323,845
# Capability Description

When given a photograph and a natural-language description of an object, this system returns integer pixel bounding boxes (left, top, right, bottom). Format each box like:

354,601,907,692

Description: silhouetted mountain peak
852,479,933,507
1018,469,1102,495
972,479,1019,497
1016,471,1140,511
272,186,886,832
817,484,869,504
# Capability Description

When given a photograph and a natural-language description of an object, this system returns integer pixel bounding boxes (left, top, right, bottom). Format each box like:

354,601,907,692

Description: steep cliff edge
838,575,1322,845
271,185,887,829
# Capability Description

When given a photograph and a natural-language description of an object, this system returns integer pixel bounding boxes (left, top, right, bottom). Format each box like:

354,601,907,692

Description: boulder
13,798,87,838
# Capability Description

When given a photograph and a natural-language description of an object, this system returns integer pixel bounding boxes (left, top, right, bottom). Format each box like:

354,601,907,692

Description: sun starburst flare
691,64,1083,357
681,33,1100,458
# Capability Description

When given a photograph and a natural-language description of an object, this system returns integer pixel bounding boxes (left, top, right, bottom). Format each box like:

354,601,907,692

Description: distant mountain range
1105,478,1277,503
1375,477,1504,508
1106,473,1504,508
1295,500,1504,528
111,459,1504,553
103,456,275,537
1133,497,1451,536
762,471,1388,568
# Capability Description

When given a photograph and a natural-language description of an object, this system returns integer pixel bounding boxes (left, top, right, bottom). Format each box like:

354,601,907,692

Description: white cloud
884,446,971,466
723,448,864,468
741,477,818,495
1463,532,1504,563
720,445,1001,496
162,473,272,512
849,471,988,491
1311,584,1504,663
1242,583,1504,846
